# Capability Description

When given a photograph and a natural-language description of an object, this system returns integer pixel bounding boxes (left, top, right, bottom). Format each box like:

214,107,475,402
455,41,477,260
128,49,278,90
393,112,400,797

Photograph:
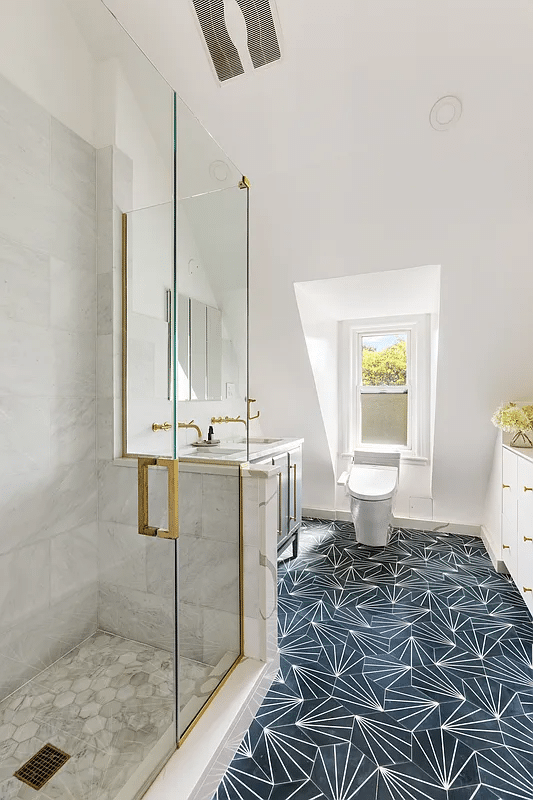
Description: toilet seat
347,465,398,502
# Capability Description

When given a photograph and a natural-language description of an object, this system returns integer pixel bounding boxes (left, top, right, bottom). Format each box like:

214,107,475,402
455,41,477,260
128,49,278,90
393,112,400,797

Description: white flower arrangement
492,401,533,446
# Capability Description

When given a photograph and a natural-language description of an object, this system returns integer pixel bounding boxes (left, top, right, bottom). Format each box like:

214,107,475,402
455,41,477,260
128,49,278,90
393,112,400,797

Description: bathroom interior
2,0,533,799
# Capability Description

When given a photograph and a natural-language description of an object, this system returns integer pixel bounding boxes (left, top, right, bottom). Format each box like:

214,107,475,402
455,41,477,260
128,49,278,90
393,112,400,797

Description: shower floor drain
14,743,70,790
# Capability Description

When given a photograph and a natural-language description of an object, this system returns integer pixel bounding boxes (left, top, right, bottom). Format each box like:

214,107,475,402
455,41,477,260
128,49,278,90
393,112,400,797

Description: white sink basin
187,448,243,457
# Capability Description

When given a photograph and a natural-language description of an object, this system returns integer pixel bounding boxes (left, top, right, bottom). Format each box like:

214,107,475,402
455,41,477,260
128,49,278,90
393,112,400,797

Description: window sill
340,452,429,467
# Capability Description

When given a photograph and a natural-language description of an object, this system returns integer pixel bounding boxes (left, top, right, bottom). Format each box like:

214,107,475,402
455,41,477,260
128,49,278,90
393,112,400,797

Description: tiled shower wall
95,145,176,652
0,74,98,699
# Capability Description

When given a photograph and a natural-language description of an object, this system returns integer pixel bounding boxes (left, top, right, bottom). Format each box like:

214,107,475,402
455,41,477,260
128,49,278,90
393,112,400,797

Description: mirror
177,295,222,401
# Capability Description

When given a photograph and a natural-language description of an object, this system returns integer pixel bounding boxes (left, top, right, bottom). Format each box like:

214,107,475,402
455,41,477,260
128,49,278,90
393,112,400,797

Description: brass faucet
178,420,203,439
211,415,247,426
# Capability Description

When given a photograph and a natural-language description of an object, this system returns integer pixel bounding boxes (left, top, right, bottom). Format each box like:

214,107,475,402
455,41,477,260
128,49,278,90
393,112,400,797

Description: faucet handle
152,422,172,432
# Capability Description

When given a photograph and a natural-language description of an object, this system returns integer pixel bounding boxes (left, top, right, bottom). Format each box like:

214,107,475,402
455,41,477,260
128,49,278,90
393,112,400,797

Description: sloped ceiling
103,0,533,523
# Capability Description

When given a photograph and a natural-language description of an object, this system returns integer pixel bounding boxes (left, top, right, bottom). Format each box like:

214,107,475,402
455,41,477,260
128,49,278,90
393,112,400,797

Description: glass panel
125,203,175,457
361,392,409,445
0,2,178,799
176,97,247,738
361,333,407,386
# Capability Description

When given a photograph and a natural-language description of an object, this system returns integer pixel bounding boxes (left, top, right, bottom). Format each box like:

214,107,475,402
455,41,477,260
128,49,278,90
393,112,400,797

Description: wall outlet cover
226,382,236,398
409,497,433,520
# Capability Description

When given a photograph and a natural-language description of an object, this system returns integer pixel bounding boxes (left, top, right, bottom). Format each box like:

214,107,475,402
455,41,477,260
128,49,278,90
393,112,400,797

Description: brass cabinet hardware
211,415,247,426
277,472,282,535
524,587,532,593
290,464,297,521
138,458,179,539
525,487,533,492
178,420,202,439
152,422,172,432
238,175,251,189
502,484,511,489
502,544,510,549
247,398,260,420
525,537,533,542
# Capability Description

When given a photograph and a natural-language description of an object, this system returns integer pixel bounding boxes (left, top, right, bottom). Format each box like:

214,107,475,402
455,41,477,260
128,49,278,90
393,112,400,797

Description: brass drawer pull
502,545,510,549
525,537,533,542
277,472,282,535
290,463,297,521
524,587,532,593
502,484,510,489
525,487,533,492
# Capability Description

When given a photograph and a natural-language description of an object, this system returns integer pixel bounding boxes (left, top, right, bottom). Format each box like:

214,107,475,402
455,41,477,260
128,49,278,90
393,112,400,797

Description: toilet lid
347,465,398,501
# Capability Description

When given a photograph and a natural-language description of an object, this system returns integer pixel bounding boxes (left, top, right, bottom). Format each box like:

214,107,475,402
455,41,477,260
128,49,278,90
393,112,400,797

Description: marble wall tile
180,536,240,614
242,545,259,619
97,199,113,275
201,474,240,543
98,582,174,651
97,397,114,460
0,396,50,475
128,337,155,398
97,272,113,335
51,118,96,214
50,184,96,272
0,462,97,556
50,397,96,465
52,329,96,397
0,540,50,629
146,537,176,598
97,460,138,526
0,318,53,397
0,235,50,327
179,601,204,664
0,653,41,701
50,255,96,332
50,522,98,603
202,608,240,667
97,146,113,211
0,72,50,181
97,333,114,399
98,521,147,592
178,471,203,537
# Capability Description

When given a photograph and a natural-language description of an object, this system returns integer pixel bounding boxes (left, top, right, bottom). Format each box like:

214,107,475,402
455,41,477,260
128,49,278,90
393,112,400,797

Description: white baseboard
480,524,508,573
302,508,481,537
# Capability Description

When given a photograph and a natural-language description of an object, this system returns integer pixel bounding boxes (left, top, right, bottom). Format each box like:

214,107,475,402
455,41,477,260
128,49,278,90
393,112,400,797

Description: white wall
98,0,533,526
0,0,96,144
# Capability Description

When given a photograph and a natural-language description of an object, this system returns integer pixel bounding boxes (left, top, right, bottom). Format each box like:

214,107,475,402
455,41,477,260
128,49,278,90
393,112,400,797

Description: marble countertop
178,437,304,463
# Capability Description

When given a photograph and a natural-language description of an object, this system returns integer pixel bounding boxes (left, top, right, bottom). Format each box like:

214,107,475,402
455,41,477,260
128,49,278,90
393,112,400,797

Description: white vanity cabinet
500,445,533,613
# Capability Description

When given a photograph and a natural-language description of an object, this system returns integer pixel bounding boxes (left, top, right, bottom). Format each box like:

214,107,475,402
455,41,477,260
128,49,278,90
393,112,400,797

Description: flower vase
510,430,533,448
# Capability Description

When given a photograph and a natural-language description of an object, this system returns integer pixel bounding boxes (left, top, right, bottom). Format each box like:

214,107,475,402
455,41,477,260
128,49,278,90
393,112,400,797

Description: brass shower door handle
138,457,179,539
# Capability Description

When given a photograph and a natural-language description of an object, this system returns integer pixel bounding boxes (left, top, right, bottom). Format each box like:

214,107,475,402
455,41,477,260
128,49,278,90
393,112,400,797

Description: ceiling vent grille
192,0,245,82
193,0,281,82
235,0,281,69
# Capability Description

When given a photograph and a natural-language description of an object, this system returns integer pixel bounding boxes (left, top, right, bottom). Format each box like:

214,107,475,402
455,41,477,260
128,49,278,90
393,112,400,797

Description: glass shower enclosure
0,1,248,799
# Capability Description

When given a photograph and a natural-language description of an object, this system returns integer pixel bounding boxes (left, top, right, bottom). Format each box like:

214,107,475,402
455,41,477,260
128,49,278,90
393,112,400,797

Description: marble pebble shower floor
215,519,533,800
0,632,235,800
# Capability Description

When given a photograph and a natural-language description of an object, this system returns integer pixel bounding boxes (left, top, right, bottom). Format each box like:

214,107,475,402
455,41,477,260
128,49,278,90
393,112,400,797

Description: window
340,315,430,463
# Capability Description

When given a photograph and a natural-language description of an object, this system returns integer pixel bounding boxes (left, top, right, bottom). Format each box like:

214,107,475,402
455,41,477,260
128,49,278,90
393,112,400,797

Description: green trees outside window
362,337,407,386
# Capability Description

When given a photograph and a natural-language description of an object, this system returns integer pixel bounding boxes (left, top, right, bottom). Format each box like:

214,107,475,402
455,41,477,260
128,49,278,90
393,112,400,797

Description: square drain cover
14,743,70,790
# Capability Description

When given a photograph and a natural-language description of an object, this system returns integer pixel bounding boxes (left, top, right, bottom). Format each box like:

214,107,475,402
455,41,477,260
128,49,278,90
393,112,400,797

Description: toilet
338,451,400,547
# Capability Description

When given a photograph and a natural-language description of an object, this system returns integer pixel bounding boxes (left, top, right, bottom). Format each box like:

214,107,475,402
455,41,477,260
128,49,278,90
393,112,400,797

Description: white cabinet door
501,513,518,584
517,457,533,612
502,447,517,528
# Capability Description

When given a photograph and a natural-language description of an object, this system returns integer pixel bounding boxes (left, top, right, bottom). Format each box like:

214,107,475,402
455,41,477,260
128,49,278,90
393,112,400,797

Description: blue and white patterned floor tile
213,520,533,800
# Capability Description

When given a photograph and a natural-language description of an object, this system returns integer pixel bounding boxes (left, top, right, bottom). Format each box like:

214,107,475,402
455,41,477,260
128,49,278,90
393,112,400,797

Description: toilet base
350,496,393,547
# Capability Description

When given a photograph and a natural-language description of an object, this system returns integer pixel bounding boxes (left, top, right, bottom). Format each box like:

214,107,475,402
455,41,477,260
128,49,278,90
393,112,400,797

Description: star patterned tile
213,519,533,800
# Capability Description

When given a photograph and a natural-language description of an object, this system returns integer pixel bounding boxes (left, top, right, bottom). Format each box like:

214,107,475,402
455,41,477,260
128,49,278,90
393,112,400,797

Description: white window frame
339,314,430,465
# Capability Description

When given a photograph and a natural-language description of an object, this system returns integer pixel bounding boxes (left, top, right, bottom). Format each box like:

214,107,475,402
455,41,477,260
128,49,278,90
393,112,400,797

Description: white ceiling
102,0,533,224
